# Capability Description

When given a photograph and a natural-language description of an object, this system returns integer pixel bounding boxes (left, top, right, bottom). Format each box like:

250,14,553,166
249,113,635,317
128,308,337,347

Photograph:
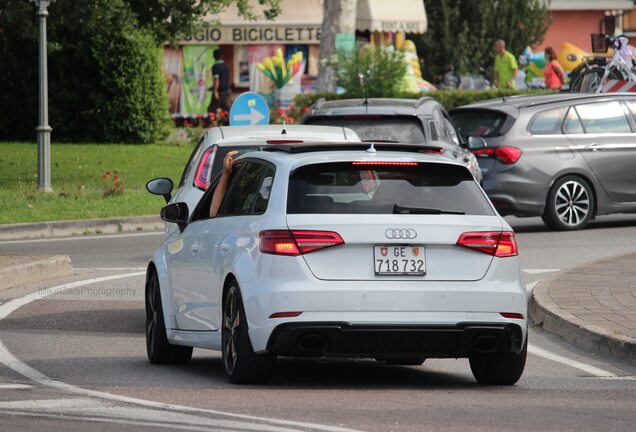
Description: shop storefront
163,0,428,117
163,0,323,117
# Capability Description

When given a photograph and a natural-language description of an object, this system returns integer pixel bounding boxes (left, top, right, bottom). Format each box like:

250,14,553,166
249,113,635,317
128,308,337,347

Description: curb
0,215,163,241
0,255,74,292
530,257,636,365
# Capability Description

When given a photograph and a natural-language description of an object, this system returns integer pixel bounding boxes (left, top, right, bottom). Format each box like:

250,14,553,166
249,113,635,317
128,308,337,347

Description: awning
356,0,427,34
549,0,634,10
183,0,323,45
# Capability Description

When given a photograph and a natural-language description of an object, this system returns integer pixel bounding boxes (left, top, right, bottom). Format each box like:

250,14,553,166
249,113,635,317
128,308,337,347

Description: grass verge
0,142,193,224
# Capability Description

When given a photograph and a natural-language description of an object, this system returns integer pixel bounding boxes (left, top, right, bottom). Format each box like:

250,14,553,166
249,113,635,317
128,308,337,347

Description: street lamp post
32,0,55,192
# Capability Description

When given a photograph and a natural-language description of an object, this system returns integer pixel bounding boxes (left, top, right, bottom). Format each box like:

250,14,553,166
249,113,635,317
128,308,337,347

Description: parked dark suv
302,98,483,182
450,93,636,230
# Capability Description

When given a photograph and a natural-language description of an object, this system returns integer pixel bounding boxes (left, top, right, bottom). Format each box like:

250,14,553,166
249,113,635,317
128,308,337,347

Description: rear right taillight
193,146,217,190
472,146,521,165
259,230,344,256
456,231,518,257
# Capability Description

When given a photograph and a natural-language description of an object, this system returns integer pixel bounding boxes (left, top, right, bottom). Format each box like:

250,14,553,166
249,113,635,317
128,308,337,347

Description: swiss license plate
374,245,426,276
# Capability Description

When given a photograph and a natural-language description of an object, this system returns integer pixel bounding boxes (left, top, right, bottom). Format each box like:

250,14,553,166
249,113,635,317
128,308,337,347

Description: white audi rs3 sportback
145,142,527,385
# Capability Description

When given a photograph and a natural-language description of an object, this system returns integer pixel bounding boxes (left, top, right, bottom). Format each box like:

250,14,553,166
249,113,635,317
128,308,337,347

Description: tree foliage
0,0,281,142
330,47,408,98
125,0,281,44
415,0,551,81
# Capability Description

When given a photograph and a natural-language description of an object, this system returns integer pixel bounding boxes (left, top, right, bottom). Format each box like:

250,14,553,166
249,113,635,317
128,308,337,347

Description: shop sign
183,26,322,45
380,21,422,32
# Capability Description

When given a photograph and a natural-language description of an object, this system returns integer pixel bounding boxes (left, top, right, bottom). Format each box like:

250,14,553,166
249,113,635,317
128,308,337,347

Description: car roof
452,92,636,116
305,97,440,117
237,143,464,172
204,125,360,146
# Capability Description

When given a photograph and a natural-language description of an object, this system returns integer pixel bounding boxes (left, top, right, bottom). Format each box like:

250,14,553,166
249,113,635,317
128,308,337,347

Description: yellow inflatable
557,43,594,72
402,39,436,92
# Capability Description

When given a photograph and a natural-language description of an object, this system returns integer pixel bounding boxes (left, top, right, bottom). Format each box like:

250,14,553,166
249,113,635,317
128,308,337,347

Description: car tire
145,270,193,364
378,358,426,366
222,282,275,384
469,337,527,385
542,175,594,231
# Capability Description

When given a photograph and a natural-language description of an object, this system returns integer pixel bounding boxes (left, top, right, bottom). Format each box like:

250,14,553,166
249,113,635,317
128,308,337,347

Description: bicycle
570,34,636,93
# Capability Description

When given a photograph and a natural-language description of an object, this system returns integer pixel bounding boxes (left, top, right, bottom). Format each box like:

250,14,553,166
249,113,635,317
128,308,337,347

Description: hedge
293,89,555,113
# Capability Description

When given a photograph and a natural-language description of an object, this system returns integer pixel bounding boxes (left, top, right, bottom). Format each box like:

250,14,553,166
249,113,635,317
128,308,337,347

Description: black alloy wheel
146,270,193,364
222,282,275,384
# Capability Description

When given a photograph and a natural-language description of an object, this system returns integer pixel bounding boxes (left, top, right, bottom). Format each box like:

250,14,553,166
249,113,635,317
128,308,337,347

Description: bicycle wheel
572,66,622,93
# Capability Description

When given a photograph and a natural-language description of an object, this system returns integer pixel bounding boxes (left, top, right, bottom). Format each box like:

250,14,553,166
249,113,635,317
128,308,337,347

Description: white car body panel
148,147,527,359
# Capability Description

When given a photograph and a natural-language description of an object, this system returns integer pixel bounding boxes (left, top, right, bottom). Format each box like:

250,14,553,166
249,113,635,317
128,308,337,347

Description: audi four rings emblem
385,228,417,239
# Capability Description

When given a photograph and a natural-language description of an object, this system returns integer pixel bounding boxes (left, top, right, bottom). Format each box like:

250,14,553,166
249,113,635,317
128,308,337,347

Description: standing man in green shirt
493,39,518,89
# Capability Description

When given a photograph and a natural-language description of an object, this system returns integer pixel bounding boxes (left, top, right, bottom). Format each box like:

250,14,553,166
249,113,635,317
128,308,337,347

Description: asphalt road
1,214,636,431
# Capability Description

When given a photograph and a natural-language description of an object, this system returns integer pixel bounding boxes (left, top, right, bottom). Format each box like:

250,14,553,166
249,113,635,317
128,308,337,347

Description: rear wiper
393,204,465,215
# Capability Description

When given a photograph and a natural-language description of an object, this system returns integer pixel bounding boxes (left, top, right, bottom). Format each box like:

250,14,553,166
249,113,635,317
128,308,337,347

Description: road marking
0,273,363,432
523,269,560,274
528,344,634,379
0,231,163,245
0,383,32,389
0,398,303,432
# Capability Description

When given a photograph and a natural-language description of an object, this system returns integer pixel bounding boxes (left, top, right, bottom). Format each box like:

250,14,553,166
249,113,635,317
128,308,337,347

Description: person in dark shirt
209,49,232,113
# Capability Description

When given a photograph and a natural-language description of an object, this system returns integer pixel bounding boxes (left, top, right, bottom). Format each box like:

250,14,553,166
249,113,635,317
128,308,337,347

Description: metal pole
34,0,54,192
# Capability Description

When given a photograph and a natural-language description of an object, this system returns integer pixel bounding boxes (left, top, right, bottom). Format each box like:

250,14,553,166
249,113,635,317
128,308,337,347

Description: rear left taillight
456,231,518,257
472,146,521,164
193,146,217,190
259,230,344,256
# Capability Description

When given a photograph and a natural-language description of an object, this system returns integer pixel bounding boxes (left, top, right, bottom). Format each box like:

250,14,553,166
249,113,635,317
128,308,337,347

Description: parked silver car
450,93,636,230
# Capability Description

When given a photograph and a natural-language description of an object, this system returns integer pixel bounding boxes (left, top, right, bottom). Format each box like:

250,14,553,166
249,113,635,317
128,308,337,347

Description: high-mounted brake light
352,161,419,166
456,231,518,257
342,115,383,119
259,230,344,256
472,146,522,164
193,146,217,190
266,139,304,144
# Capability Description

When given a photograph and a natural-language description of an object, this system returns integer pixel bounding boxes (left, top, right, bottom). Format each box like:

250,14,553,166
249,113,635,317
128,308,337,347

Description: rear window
306,116,426,143
451,110,510,139
287,162,493,215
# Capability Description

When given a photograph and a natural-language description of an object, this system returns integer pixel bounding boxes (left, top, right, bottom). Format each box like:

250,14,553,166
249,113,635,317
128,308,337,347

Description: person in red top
543,47,566,89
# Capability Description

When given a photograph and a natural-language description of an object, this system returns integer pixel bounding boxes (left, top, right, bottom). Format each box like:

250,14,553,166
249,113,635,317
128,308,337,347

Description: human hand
214,91,220,100
223,150,239,176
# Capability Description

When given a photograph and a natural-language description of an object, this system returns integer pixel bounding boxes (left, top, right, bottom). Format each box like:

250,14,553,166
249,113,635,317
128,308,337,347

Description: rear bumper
266,322,525,358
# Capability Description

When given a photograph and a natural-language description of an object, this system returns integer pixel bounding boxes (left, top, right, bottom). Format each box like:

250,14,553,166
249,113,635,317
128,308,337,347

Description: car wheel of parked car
542,176,595,231
469,337,527,385
222,282,275,384
146,270,193,364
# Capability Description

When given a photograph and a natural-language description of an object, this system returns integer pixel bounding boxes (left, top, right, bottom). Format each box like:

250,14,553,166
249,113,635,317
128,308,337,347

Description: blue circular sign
229,92,270,126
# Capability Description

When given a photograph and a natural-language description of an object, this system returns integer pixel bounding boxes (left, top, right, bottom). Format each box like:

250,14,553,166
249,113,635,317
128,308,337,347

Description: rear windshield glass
306,116,426,143
450,110,509,139
287,162,494,215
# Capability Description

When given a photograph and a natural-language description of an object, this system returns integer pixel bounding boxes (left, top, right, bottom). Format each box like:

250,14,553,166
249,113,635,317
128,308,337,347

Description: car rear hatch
449,108,517,179
284,160,506,281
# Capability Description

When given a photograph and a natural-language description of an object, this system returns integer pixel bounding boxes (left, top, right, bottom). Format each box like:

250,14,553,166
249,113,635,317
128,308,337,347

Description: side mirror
160,202,189,231
146,177,173,203
468,136,487,151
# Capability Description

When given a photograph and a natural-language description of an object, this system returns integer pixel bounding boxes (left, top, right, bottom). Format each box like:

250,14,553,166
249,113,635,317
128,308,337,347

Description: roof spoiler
261,141,444,155
414,96,434,108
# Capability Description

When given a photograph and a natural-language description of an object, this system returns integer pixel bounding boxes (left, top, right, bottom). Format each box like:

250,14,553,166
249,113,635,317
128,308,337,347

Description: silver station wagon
450,93,636,230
